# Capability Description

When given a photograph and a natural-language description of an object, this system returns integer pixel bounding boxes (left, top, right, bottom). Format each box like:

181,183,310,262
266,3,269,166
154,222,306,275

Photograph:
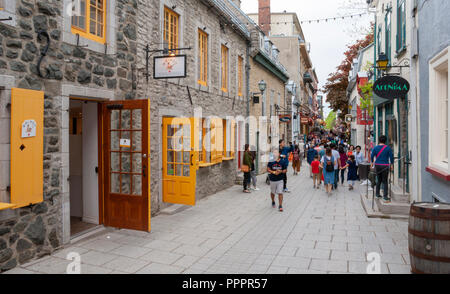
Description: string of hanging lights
243,12,369,26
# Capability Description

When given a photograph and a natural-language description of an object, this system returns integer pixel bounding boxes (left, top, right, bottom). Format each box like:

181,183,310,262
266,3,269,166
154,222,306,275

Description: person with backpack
320,147,337,195
371,135,394,202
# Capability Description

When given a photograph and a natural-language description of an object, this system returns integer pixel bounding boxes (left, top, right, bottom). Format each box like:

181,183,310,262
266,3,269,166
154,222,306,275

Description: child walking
341,155,358,190
311,155,321,189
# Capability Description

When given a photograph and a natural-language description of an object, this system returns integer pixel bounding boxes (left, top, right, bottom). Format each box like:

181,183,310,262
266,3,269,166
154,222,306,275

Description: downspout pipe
246,42,251,145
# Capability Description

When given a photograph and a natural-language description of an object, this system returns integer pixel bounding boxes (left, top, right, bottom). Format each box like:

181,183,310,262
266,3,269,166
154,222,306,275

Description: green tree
325,111,337,130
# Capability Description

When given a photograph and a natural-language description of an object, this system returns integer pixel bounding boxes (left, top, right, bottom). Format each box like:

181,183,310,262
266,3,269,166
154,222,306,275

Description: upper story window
221,45,229,93
429,47,449,173
396,0,406,52
71,0,106,44
385,7,392,64
198,29,208,86
238,56,243,97
164,7,179,52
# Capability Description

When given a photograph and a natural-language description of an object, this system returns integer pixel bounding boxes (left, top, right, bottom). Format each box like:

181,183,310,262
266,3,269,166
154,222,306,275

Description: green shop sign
373,76,410,100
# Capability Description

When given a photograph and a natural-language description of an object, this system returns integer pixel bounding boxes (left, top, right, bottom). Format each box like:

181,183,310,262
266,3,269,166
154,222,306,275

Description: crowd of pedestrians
241,131,395,212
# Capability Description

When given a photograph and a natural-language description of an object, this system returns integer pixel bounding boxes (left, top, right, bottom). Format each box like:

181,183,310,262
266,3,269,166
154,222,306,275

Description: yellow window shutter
216,118,223,162
210,118,216,163
10,88,44,209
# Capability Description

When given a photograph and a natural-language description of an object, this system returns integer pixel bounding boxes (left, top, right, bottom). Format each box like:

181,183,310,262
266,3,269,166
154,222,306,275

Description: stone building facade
0,0,197,272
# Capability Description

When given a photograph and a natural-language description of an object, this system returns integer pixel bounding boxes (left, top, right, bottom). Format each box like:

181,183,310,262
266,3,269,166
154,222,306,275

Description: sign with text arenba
373,75,410,100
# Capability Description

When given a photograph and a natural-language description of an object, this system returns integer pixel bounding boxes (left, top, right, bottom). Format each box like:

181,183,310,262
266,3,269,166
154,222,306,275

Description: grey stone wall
136,0,249,213
0,0,138,271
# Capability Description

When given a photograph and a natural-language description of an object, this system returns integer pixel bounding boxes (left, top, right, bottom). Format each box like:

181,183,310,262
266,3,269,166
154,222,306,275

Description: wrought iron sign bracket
0,16,12,22
144,44,192,82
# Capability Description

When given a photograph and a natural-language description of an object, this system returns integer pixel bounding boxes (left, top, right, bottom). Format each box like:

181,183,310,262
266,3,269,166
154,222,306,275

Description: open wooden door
162,117,198,206
102,100,150,232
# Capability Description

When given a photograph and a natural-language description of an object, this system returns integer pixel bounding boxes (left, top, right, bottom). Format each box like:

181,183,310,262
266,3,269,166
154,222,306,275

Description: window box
426,166,450,181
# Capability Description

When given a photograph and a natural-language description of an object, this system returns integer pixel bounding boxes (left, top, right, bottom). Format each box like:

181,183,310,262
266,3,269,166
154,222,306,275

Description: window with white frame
429,47,449,172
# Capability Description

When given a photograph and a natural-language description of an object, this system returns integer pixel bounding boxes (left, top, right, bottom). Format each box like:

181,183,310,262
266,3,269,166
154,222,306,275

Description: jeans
375,165,390,198
250,170,257,188
333,169,339,189
340,168,346,184
243,172,251,191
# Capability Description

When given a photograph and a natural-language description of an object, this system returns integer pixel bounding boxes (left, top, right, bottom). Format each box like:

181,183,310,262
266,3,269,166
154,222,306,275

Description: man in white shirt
330,143,341,190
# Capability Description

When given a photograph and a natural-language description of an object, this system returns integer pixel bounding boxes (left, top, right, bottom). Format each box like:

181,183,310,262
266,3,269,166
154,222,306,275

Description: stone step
159,204,191,215
390,184,410,203
375,198,410,216
359,193,409,220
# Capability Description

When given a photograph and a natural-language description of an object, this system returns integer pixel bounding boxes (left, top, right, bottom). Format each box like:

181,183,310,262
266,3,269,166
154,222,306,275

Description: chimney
258,0,271,36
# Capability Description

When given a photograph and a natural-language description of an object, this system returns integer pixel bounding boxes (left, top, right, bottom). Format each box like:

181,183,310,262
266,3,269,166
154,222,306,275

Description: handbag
241,165,250,173
288,153,293,162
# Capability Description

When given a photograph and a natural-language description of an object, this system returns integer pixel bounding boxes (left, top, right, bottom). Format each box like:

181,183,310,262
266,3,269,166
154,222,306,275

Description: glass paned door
103,100,150,232
163,117,197,206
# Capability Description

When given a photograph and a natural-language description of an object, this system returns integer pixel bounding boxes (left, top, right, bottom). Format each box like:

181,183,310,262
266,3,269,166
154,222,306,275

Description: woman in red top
311,155,321,189
338,146,348,185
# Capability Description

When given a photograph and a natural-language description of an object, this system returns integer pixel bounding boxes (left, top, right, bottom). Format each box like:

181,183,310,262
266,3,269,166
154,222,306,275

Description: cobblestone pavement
4,167,411,274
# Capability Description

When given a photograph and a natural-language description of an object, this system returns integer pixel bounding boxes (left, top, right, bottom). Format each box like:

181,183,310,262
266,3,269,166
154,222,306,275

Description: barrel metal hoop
409,248,450,263
409,211,450,221
408,228,450,241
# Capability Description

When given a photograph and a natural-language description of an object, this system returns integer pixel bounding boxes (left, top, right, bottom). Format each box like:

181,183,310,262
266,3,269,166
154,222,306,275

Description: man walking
355,145,365,180
330,143,341,190
371,136,394,203
268,150,287,212
279,139,293,192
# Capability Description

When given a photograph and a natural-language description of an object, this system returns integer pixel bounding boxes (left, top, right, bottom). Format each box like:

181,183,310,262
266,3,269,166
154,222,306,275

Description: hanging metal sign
279,115,291,123
154,55,187,79
373,75,410,100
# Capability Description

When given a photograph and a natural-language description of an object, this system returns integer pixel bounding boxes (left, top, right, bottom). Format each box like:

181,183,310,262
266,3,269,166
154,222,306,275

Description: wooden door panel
103,100,150,232
162,117,197,206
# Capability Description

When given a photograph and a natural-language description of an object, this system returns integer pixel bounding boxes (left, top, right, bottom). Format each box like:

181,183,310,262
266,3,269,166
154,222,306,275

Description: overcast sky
240,0,373,118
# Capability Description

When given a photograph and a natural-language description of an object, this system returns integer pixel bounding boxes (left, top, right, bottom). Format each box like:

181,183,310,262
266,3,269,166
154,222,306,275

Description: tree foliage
325,111,337,131
323,29,374,116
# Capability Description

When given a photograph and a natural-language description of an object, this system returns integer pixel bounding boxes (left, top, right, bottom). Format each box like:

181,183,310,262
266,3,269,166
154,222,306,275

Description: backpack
325,156,334,172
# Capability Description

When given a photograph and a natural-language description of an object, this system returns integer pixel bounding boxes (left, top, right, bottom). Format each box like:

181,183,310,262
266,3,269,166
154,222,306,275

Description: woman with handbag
242,144,252,193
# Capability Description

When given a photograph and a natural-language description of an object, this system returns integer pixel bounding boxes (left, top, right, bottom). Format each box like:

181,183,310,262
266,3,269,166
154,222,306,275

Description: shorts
270,180,284,195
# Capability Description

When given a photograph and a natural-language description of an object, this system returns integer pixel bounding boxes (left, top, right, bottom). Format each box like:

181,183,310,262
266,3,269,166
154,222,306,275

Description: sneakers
279,206,283,212
253,187,260,191
272,202,276,208
382,197,391,203
283,188,290,193
375,194,382,199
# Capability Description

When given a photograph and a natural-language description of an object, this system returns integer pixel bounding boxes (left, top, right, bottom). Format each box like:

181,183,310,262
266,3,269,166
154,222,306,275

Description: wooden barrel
408,202,450,274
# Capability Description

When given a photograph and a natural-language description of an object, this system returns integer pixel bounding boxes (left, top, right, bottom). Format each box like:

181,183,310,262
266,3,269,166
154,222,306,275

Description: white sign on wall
153,55,187,79
21,119,37,138
120,139,131,148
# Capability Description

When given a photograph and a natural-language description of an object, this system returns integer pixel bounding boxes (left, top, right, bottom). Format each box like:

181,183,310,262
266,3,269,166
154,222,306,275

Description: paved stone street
4,168,411,274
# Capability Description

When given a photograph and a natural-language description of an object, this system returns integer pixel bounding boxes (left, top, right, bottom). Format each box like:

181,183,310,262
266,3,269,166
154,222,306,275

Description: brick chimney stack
258,0,271,36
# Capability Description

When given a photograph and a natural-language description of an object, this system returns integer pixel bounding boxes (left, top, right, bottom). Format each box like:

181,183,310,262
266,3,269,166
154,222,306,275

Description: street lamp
376,52,389,71
252,80,267,104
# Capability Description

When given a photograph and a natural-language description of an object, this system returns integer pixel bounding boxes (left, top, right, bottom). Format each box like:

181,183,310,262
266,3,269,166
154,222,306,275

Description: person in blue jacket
279,139,293,192
307,144,318,178
371,135,394,202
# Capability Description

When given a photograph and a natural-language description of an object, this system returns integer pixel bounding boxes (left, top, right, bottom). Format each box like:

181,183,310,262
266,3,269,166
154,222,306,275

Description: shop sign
279,115,291,123
300,117,309,124
373,75,410,100
154,55,187,79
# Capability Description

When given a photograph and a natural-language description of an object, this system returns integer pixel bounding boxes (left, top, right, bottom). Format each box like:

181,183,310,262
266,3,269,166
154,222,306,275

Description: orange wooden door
162,117,197,206
102,100,150,232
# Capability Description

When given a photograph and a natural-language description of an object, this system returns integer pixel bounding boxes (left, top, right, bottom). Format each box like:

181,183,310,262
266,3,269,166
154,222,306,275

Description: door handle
143,165,147,178
190,154,194,166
